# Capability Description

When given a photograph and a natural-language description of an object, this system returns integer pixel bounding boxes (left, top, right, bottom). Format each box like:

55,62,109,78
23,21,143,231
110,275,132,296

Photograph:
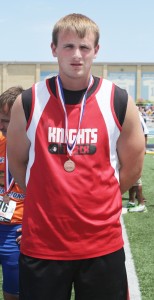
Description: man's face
51,30,99,82
0,104,10,137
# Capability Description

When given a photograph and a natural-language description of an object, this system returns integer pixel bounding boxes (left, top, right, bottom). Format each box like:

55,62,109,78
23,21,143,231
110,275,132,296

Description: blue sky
0,0,154,63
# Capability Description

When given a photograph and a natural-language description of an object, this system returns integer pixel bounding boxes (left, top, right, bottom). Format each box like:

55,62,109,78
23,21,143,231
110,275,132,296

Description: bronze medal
64,159,75,172
3,194,10,203
57,75,93,172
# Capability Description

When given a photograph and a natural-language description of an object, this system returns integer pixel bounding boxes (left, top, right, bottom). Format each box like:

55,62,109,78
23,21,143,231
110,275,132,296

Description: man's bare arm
7,94,30,192
117,96,145,194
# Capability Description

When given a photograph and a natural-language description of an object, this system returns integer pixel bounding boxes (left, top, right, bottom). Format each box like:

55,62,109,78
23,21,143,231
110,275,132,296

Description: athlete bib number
0,196,16,222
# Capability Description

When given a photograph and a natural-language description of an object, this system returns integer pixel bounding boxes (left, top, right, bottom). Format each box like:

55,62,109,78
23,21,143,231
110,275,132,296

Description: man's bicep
7,95,30,164
117,97,145,168
117,131,139,169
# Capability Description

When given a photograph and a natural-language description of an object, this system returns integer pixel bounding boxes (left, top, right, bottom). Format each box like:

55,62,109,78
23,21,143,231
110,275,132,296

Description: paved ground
121,217,142,300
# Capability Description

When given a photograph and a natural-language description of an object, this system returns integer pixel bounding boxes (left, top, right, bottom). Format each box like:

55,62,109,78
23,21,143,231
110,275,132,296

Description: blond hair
52,13,100,47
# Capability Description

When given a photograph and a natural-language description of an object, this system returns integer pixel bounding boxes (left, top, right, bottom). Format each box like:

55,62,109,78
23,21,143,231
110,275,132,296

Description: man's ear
94,44,99,59
51,42,57,57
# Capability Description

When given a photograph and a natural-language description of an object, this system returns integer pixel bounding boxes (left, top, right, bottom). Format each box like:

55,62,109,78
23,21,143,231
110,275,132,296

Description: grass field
122,153,154,300
0,154,153,300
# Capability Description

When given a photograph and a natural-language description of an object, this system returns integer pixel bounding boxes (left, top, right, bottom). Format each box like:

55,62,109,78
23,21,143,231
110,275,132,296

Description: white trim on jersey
96,79,120,182
26,81,50,185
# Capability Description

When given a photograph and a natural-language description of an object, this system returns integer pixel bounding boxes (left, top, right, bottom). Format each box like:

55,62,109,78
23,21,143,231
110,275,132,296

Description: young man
7,14,145,300
0,87,25,300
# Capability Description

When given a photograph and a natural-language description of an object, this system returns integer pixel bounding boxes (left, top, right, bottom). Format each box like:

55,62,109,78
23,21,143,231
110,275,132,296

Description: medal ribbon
57,75,93,157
